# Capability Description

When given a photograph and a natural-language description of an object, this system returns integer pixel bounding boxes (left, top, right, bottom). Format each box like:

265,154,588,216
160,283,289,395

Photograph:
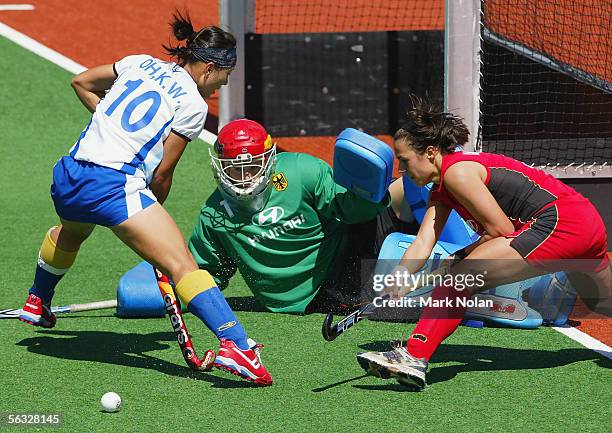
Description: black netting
479,0,612,165
246,1,444,137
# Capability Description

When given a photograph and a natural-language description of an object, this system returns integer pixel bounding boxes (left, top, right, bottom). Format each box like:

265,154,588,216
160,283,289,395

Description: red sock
407,281,470,361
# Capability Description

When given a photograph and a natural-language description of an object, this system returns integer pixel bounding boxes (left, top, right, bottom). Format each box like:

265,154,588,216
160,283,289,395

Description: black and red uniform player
430,151,609,273
357,96,611,389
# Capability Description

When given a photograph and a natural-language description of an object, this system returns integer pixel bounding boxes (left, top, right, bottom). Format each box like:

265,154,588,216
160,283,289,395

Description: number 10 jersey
69,54,207,183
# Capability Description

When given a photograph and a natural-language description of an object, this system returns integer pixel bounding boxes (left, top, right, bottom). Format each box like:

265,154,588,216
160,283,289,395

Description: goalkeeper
189,119,416,314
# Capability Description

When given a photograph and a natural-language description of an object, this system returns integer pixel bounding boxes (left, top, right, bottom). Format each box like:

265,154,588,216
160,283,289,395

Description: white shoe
357,344,427,390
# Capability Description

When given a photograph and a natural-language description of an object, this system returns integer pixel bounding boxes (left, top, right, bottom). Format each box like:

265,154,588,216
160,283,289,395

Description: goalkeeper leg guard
175,270,250,350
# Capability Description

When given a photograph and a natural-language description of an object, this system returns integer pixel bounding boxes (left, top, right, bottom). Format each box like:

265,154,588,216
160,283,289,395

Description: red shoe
19,294,56,328
214,338,273,386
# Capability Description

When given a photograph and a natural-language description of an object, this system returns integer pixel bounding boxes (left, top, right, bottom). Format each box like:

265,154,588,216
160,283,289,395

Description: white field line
0,21,85,73
552,325,612,360
0,21,218,143
0,4,34,11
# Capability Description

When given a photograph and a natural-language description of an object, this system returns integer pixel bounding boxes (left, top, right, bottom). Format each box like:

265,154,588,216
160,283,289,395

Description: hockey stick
0,299,117,319
322,285,441,341
154,268,215,371
322,258,461,341
322,297,386,341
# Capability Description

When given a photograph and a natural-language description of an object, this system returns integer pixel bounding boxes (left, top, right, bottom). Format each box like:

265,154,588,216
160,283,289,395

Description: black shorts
305,206,419,314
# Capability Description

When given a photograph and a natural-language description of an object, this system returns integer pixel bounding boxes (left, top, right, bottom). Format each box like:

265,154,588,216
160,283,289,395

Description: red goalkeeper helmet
210,119,277,212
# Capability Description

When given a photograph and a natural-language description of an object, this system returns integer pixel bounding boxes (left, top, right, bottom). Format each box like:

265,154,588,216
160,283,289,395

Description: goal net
478,0,611,175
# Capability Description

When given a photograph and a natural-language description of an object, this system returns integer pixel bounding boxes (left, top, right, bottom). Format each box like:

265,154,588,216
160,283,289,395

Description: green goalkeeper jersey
188,152,390,313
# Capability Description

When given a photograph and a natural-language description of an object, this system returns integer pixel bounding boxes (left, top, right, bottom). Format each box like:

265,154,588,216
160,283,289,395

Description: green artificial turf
1,36,610,433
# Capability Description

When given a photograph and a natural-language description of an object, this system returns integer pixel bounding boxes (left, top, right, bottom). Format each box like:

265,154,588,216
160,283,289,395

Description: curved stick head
322,313,338,341
188,349,216,371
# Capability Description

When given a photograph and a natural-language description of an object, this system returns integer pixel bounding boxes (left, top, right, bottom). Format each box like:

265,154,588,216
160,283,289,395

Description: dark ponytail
168,10,196,42
163,10,237,68
394,94,470,154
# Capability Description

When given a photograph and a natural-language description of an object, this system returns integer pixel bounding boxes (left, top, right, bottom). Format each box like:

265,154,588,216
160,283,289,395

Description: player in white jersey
70,53,208,185
19,11,273,385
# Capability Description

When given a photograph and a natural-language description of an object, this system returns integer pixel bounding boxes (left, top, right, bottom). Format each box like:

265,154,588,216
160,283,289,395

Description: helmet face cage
210,119,277,211
209,145,277,200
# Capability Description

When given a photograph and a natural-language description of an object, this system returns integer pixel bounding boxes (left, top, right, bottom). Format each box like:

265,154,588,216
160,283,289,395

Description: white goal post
218,0,254,129
444,0,482,153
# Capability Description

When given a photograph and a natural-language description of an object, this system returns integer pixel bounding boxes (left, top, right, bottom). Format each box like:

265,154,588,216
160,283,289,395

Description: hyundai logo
253,206,285,226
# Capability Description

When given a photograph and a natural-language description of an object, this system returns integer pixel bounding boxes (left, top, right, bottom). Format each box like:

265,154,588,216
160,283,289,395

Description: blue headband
190,46,237,68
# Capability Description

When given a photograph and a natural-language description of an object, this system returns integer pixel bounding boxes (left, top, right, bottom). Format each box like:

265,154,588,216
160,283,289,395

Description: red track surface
254,0,443,33
0,1,221,116
0,1,608,345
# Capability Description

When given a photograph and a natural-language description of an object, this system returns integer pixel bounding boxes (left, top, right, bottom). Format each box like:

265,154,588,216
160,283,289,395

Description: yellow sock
38,227,78,274
175,269,217,305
